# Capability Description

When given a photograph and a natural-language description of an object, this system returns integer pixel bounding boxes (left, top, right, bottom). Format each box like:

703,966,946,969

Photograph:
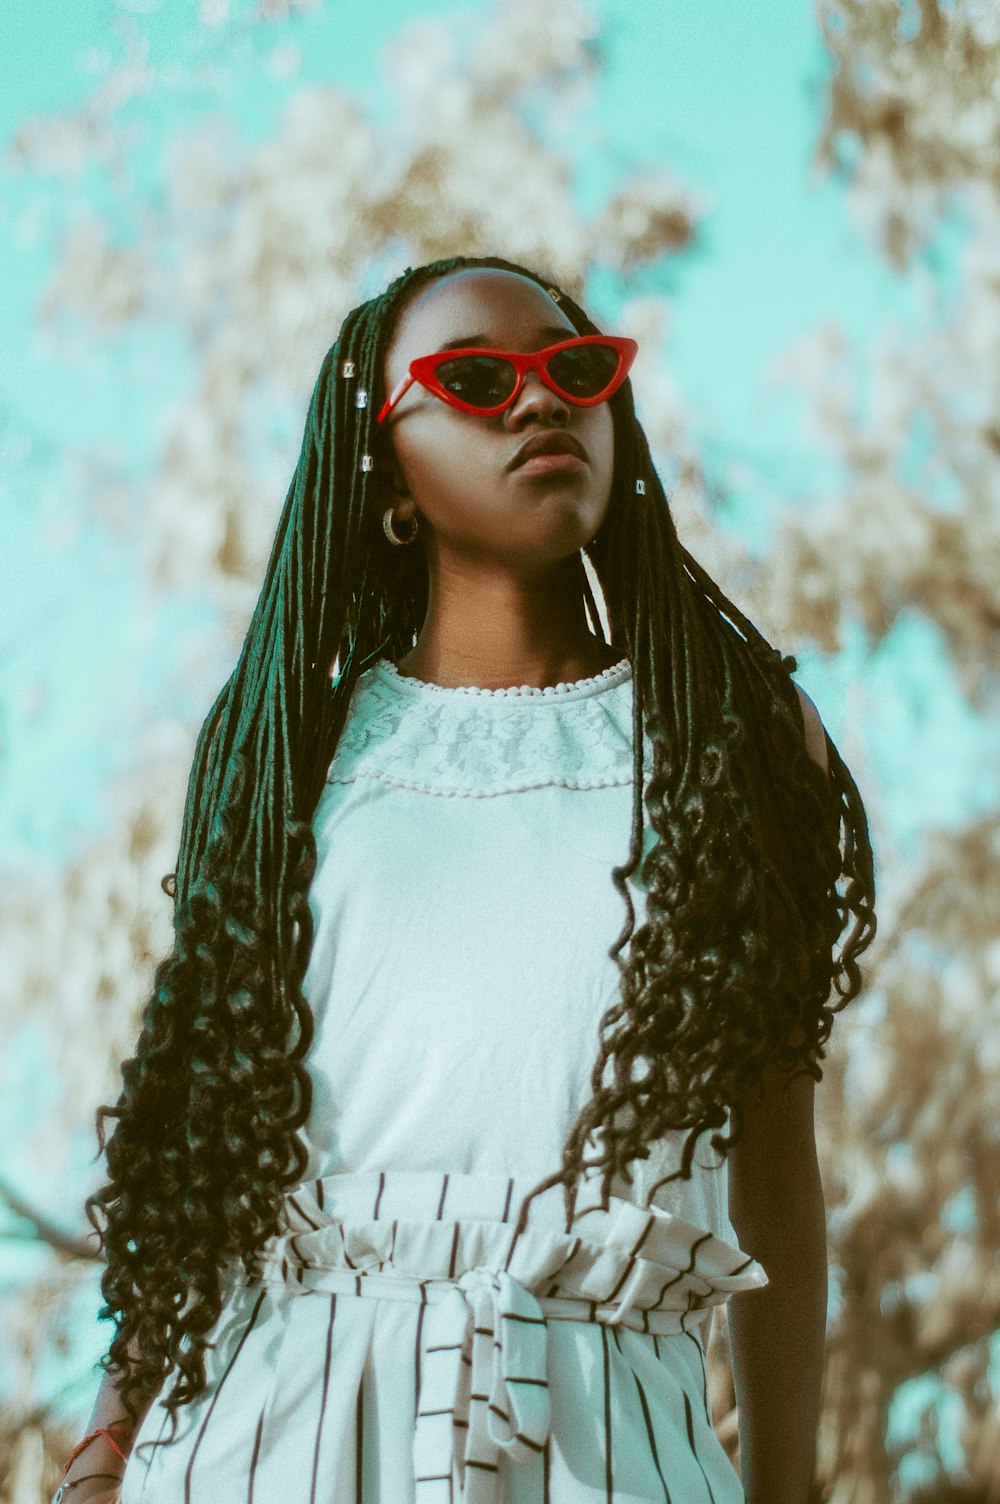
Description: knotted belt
413,1265,551,1500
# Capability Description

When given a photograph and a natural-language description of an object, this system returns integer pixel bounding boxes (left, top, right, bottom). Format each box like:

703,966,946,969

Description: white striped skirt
119,1168,768,1504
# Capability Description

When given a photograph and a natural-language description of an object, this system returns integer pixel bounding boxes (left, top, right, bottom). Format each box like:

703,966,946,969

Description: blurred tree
730,1,1000,1499
1,1,998,1502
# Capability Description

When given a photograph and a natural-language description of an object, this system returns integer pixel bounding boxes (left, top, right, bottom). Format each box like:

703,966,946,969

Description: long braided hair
85,253,876,1456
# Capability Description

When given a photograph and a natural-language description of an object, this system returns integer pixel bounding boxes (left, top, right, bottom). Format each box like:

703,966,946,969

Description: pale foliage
754,299,1000,700
1,753,184,1137
813,815,1000,1502
10,0,708,631
2,2,998,1502
814,0,1000,268
743,1,1000,695
759,3,1000,1499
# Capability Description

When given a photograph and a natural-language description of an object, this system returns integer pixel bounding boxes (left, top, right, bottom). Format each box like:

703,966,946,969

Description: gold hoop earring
383,507,419,546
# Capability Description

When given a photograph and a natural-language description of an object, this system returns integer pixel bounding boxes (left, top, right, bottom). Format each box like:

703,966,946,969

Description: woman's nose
509,370,569,422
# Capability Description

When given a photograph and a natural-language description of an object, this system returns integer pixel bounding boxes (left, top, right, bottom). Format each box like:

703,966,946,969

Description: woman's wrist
53,1467,125,1501
56,1431,129,1500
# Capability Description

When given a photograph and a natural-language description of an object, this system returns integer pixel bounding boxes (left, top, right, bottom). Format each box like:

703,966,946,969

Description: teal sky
2,0,990,876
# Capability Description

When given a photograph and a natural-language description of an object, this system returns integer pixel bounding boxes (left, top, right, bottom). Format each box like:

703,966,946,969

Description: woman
59,253,876,1503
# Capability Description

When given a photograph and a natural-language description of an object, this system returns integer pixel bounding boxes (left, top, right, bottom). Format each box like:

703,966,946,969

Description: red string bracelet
62,1421,130,1477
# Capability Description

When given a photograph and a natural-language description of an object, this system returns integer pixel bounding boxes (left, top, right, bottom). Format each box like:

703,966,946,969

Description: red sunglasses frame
376,334,638,425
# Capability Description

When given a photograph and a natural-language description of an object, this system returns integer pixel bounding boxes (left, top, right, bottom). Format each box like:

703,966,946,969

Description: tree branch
0,1176,101,1262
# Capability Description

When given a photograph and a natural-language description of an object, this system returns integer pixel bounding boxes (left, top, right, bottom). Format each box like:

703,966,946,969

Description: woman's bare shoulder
791,683,830,782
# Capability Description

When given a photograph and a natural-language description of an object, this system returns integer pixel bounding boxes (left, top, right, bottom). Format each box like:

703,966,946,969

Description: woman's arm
55,1339,158,1503
726,1065,829,1504
724,683,834,1504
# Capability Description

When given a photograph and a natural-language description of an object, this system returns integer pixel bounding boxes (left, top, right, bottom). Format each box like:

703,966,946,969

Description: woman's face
379,269,616,574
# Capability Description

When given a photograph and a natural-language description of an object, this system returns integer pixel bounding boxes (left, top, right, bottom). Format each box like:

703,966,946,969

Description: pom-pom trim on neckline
373,656,633,701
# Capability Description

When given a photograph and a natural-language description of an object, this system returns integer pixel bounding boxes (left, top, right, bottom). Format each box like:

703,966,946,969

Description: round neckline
373,655,632,701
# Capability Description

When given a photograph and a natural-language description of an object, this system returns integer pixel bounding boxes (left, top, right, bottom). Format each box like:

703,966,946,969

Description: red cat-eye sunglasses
376,334,638,425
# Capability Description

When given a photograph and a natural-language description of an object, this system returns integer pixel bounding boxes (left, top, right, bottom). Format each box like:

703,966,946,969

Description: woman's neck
393,636,624,692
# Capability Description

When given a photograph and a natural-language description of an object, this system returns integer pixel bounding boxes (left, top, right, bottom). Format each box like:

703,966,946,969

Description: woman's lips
511,452,587,473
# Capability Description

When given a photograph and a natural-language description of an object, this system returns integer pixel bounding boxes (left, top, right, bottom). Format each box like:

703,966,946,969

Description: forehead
385,270,576,376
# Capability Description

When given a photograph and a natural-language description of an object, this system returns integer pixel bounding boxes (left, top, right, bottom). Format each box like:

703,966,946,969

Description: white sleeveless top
121,652,764,1504
298,654,740,1249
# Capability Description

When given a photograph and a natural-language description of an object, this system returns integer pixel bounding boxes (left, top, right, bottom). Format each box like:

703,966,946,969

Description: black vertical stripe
373,1171,385,1219
543,1237,583,1294
682,1386,718,1504
308,1294,337,1504
355,1351,364,1504
543,1433,551,1504
504,1211,530,1272
682,1321,712,1426
337,1221,360,1270
288,1193,322,1232
183,1287,267,1504
414,1297,427,1418
289,1231,313,1271
652,1229,712,1309
601,1215,656,1305
600,1323,614,1502
247,1405,265,1504
686,1231,713,1271
610,1326,672,1503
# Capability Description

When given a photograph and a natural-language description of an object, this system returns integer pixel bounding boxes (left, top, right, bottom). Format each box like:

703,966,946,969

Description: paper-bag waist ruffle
224,1167,768,1339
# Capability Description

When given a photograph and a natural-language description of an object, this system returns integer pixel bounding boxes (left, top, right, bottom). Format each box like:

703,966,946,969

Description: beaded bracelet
53,1470,125,1501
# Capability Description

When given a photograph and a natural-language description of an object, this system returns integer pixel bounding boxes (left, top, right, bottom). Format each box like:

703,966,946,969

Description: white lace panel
326,658,656,798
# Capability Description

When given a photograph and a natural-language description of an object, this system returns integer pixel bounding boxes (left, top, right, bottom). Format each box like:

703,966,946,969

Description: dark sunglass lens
548,344,619,398
436,355,517,408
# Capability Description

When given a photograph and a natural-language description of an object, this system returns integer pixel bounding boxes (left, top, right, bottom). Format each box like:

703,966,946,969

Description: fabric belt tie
414,1265,552,1499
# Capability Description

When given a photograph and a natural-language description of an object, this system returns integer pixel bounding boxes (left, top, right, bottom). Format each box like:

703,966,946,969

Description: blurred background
1,0,998,1500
